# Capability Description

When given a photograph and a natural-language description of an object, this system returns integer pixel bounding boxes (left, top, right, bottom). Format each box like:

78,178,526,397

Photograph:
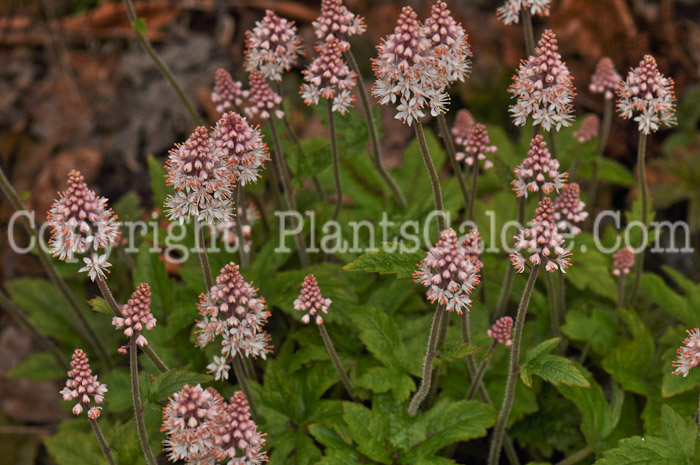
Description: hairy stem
488,264,541,465
414,121,446,233
129,338,159,465
408,305,445,416
328,101,343,222
555,445,594,465
544,270,562,340
97,279,169,373
437,113,470,210
627,132,648,308
88,417,117,465
232,357,259,420
234,185,250,269
122,0,202,125
521,9,536,56
269,117,311,267
318,323,354,399
196,224,214,291
586,97,614,212
494,196,526,318
0,166,111,368
467,160,480,222
466,341,497,400
343,46,407,208
0,289,68,370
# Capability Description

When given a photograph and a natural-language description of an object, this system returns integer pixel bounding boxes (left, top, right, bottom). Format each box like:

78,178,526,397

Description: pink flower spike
195,263,272,380
113,283,157,347
214,391,268,463
512,135,567,198
294,275,332,325
212,68,248,113
312,0,366,49
161,385,224,463
425,1,472,85
497,0,550,25
245,71,284,121
617,55,677,134
372,6,448,125
451,109,475,146
301,37,357,114
461,228,484,270
245,10,305,82
47,170,120,261
60,349,107,417
211,112,270,186
488,317,514,346
589,57,621,100
573,114,600,143
456,123,496,170
612,246,635,276
510,198,572,273
553,183,588,235
508,29,576,131
413,228,482,313
164,126,234,224
673,328,700,377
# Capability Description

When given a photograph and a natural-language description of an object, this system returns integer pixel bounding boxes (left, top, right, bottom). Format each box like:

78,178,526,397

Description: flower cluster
488,317,514,346
461,228,484,270
508,29,576,130
212,68,248,113
195,263,271,381
573,114,600,143
589,57,621,100
60,349,107,419
214,391,267,464
165,126,234,224
617,55,677,134
47,170,120,263
612,246,635,276
451,109,475,146
673,328,700,377
244,10,304,82
424,1,471,85
112,283,157,350
162,385,267,464
413,228,482,313
312,0,366,49
456,123,496,170
553,183,588,235
372,6,447,125
294,274,333,325
244,71,285,121
497,0,550,25
511,197,572,273
211,112,270,186
301,37,357,114
512,135,567,198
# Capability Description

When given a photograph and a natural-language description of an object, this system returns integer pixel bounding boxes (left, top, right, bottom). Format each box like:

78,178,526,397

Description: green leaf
521,354,590,388
350,306,416,374
556,362,616,449
562,307,619,356
112,191,145,223
439,340,483,362
7,352,64,381
594,436,690,465
148,369,212,403
147,154,169,209
343,243,424,278
342,402,391,464
308,424,362,465
643,272,696,326
131,18,147,36
661,404,697,458
88,297,112,315
356,366,416,404
525,337,561,362
45,420,108,465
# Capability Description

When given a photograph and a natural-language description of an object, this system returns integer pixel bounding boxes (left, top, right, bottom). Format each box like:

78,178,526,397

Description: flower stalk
437,113,471,210
328,100,343,222
88,417,117,465
521,9,536,56
129,337,159,465
196,224,214,290
319,322,354,399
408,304,445,416
587,97,614,211
233,185,250,269
466,341,497,400
494,196,525,319
415,121,446,232
627,132,648,308
232,357,259,420
488,263,541,465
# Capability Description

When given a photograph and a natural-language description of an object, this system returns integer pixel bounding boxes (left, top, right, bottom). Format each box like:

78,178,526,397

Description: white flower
79,253,111,281
207,356,231,381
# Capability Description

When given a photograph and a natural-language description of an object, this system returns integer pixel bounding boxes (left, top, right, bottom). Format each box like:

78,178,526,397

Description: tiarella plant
2,2,696,465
